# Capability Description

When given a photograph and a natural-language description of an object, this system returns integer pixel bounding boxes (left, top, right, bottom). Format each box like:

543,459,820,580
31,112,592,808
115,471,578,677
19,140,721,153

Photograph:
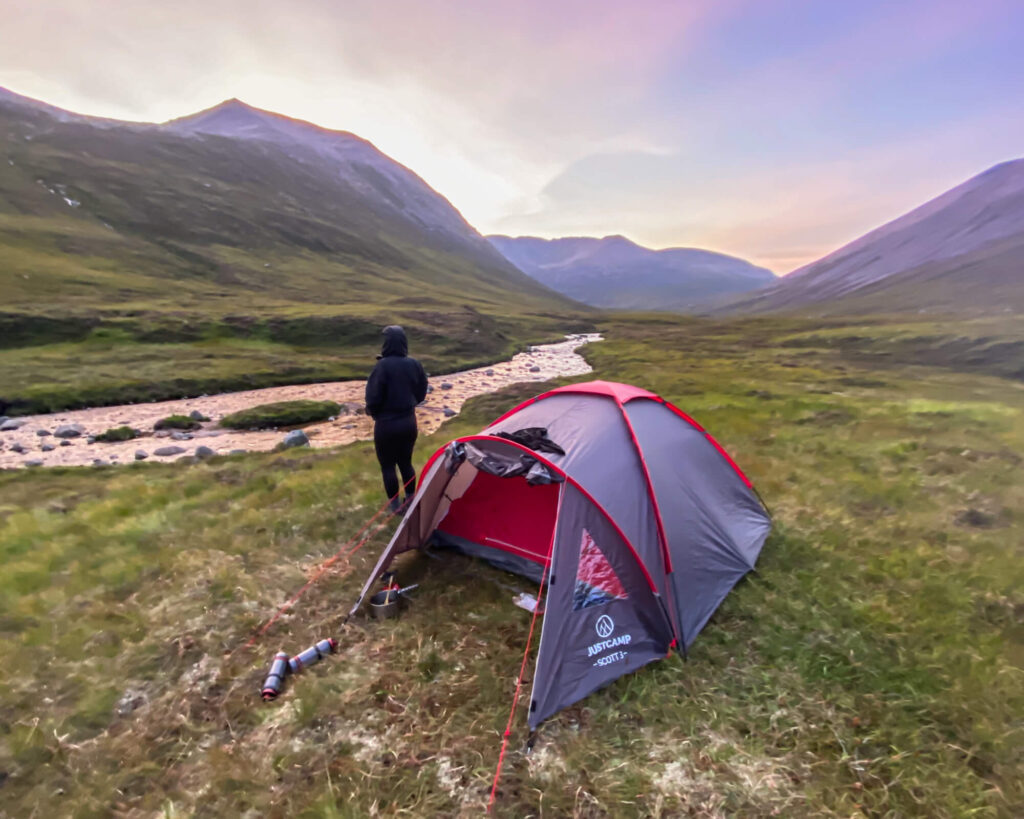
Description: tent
352,380,771,728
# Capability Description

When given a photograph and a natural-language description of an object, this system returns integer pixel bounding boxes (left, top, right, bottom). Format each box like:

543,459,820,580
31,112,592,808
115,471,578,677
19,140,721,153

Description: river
0,334,602,470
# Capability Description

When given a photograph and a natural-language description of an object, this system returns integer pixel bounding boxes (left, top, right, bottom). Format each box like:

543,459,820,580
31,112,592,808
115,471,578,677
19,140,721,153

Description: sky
2,0,1023,273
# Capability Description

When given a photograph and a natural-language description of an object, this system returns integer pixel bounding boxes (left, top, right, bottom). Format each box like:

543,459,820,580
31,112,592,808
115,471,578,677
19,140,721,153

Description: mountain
487,234,776,311
724,159,1024,315
0,87,572,319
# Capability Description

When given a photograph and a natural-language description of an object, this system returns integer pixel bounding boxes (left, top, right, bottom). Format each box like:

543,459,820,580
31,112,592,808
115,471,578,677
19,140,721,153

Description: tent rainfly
352,380,772,728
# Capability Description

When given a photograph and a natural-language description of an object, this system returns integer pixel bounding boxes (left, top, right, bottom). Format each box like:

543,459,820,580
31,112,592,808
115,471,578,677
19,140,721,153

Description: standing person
365,325,428,513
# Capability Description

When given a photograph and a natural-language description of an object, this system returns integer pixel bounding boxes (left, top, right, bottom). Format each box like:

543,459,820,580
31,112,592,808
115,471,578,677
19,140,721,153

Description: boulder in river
59,439,71,447
443,408,457,418
529,365,542,373
25,459,43,467
153,446,187,457
10,442,24,454
135,450,148,461
54,424,84,438
171,431,194,441
40,443,55,452
189,410,210,422
280,430,309,449
0,419,24,431
36,429,51,437
195,445,215,459
440,382,453,390
485,369,495,376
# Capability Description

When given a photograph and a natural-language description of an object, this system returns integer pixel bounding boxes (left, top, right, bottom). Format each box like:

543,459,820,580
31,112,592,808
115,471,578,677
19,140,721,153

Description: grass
0,314,1021,816
221,400,341,430
93,425,138,442
153,415,201,431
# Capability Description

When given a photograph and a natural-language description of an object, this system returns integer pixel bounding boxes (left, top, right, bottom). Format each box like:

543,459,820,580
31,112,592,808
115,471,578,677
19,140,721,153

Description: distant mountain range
724,159,1024,315
0,87,572,321
487,234,776,311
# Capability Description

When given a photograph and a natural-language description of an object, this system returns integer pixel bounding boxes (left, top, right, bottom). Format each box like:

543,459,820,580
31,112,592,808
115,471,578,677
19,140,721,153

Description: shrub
154,414,201,431
220,400,340,430
93,426,138,442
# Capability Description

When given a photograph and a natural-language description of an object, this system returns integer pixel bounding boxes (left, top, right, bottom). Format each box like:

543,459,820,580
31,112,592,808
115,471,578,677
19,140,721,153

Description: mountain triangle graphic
572,528,628,611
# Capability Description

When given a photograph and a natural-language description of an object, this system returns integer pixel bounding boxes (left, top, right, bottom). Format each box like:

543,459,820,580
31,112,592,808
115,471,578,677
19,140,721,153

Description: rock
59,439,71,447
40,444,55,452
443,408,457,418
342,424,356,429
36,429,50,437
188,410,204,421
341,402,363,415
229,449,246,455
135,450,148,461
0,419,24,431
54,424,84,438
24,459,43,467
192,429,223,439
485,369,495,376
10,442,24,454
153,446,187,457
529,365,542,373
426,384,434,393
195,445,215,459
440,382,454,390
328,416,337,421
86,436,96,444
280,430,309,449
171,431,194,441
154,429,172,438
116,688,147,717
92,459,107,466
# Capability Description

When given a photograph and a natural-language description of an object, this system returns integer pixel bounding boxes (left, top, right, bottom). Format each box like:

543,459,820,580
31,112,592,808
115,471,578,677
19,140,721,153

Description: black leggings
374,414,418,500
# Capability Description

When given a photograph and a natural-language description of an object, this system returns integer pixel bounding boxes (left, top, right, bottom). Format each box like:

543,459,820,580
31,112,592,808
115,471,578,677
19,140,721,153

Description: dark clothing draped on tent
353,380,771,728
365,326,428,504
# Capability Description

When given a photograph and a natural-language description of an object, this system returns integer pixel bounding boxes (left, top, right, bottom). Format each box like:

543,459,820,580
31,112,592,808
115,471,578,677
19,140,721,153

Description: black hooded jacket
365,326,428,422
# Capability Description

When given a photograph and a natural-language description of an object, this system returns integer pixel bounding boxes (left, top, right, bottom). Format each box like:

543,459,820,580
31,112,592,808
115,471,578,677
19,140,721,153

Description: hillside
488,234,776,311
0,88,588,413
724,159,1024,315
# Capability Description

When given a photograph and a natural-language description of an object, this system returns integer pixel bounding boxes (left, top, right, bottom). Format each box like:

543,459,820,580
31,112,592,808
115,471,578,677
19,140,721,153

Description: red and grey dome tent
352,380,771,728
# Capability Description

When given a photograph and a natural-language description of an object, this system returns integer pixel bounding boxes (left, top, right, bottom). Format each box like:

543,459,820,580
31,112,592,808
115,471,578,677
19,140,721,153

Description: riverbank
0,334,601,469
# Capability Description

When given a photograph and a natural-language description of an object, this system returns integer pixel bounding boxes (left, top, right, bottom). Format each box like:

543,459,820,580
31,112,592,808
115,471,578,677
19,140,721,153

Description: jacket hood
380,325,408,357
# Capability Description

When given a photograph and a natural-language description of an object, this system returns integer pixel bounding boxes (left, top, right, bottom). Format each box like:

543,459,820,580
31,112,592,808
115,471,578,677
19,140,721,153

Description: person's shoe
388,497,402,515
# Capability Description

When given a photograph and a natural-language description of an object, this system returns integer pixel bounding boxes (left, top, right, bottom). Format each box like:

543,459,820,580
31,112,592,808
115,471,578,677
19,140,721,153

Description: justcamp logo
589,614,630,667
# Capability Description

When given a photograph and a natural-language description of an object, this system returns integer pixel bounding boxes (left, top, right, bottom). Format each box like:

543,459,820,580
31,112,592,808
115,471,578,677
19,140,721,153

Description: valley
0,75,1021,819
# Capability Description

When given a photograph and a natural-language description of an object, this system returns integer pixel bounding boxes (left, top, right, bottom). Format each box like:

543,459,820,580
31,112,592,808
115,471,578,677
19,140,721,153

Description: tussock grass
153,414,200,431
221,400,341,430
93,425,138,442
0,314,1021,816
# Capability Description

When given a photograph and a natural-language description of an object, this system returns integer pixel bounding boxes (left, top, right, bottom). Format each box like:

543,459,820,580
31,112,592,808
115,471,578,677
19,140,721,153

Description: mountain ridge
488,233,776,311
724,158,1024,315
0,84,570,313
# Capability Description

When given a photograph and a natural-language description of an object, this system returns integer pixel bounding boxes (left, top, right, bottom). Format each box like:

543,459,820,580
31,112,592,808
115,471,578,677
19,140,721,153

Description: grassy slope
1,315,1022,817
0,104,589,414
